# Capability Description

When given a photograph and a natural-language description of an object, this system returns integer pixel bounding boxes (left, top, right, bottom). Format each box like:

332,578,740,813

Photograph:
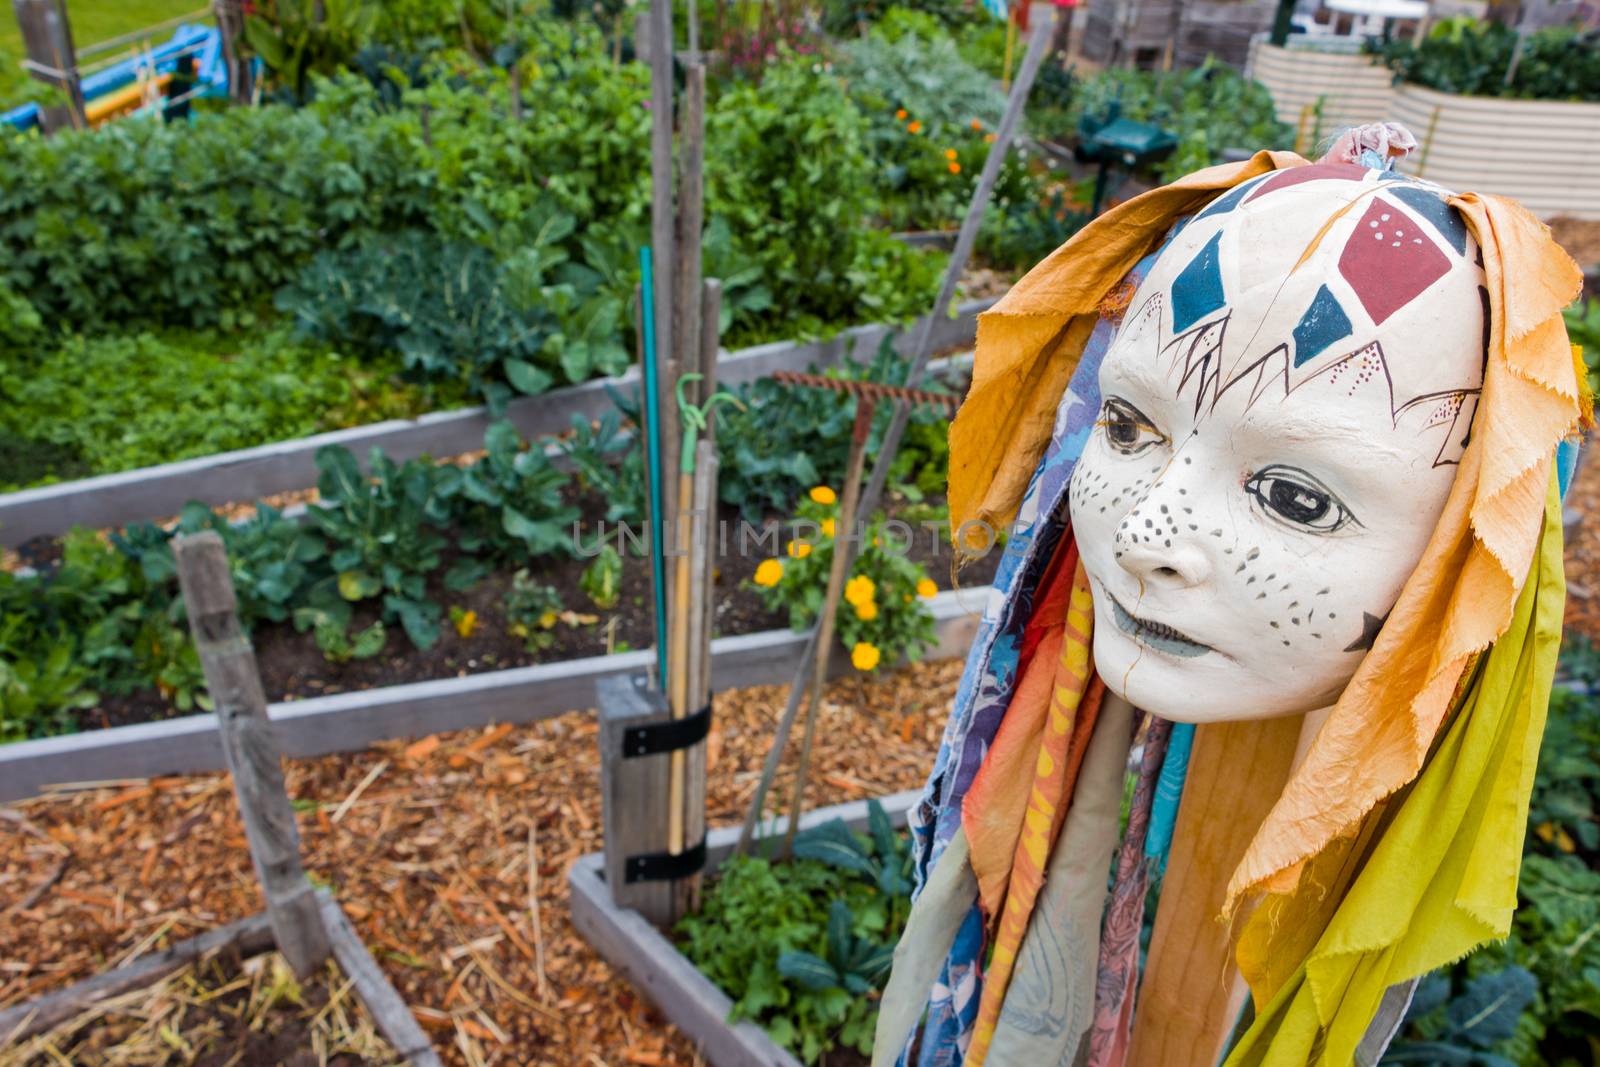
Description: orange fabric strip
966,561,1101,1067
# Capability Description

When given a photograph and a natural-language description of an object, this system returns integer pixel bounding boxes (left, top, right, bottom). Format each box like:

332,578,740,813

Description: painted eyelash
1243,465,1361,534
1098,397,1167,454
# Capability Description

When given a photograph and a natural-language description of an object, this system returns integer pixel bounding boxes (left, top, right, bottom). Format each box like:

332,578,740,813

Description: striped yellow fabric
966,559,1100,1067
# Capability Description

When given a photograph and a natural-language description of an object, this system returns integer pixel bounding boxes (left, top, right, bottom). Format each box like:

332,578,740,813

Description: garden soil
1,658,966,1066
78,492,998,734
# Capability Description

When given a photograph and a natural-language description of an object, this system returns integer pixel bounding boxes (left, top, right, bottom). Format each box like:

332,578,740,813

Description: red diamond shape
1337,198,1450,325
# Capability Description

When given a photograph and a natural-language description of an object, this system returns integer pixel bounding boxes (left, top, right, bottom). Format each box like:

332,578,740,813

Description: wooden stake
675,64,707,409
12,0,86,132
782,397,875,855
173,532,329,979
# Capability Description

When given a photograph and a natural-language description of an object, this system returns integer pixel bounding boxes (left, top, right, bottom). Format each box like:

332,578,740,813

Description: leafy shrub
244,0,380,101
0,329,425,490
276,228,615,412
0,100,431,333
677,799,910,1064
750,487,938,670
834,26,1004,134
1370,18,1600,103
1066,59,1293,182
705,58,944,344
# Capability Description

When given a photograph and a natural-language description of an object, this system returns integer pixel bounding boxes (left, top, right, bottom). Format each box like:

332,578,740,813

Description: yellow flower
908,120,923,135
809,485,837,505
948,162,961,174
538,611,558,629
944,148,958,160
851,642,882,671
916,578,938,599
787,540,812,559
844,575,876,607
754,559,784,587
855,600,878,621
984,133,997,143
821,518,836,538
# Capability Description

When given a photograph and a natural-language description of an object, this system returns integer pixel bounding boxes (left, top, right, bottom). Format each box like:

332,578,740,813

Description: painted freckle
1247,548,1260,561
1270,621,1279,628
1235,562,1246,574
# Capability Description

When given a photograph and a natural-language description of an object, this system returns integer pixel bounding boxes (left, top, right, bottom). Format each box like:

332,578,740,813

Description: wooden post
674,64,707,411
174,531,330,978
598,672,677,926
211,0,253,104
12,0,85,132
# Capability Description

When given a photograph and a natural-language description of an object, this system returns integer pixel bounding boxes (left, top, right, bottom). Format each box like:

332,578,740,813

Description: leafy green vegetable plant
308,445,453,650
677,799,911,1063
450,421,578,561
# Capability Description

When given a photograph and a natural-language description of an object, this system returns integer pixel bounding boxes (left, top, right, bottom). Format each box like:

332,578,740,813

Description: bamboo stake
782,397,875,855
734,10,1059,857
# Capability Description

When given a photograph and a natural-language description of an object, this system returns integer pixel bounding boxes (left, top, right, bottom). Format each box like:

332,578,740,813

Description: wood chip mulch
1565,446,1600,642
0,658,963,1066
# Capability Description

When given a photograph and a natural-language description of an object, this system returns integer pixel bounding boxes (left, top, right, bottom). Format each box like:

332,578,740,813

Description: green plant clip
676,373,747,475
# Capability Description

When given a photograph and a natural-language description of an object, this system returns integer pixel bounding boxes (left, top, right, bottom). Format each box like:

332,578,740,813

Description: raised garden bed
0,584,988,804
0,301,992,549
569,790,919,1067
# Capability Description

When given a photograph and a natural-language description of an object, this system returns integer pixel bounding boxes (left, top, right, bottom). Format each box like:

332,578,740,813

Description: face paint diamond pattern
1337,198,1451,326
1291,285,1354,367
1387,184,1469,255
1169,231,1226,334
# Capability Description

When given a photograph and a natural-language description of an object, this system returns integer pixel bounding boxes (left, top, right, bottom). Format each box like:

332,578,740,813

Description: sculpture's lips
1108,594,1213,659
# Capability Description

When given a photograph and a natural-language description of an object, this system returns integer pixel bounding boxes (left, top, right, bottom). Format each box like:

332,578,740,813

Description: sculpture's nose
1112,499,1212,590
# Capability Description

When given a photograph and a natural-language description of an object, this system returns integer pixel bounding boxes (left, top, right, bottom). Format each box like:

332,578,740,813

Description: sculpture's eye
1101,396,1165,456
1244,465,1357,533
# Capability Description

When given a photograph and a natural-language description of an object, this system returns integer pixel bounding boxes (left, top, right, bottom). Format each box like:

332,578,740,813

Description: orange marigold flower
895,108,908,120
984,133,997,143
948,162,961,174
908,120,923,134
970,118,983,130
944,148,958,160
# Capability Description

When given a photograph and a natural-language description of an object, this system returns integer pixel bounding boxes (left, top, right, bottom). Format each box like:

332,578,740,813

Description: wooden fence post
11,0,86,132
598,671,709,927
211,0,253,105
174,531,330,978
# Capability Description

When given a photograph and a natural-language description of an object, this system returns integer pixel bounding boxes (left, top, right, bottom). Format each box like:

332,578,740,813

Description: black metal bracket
624,837,707,883
621,700,712,758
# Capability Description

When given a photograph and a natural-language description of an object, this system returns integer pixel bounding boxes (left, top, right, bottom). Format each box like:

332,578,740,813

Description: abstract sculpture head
1068,163,1488,722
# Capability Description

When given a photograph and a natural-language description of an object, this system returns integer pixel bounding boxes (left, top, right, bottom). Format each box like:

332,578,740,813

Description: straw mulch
2,952,399,1067
0,658,963,1066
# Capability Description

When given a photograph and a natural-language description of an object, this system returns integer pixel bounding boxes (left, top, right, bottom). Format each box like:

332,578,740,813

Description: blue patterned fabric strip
896,244,1166,1065
1143,721,1195,872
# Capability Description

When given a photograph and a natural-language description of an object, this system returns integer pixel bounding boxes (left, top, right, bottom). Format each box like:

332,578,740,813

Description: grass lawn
1,0,205,104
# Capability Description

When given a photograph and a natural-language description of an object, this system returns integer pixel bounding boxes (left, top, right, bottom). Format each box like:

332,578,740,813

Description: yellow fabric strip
1227,474,1565,1066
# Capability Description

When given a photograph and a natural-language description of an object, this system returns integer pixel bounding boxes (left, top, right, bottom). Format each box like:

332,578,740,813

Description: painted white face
1068,164,1487,722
